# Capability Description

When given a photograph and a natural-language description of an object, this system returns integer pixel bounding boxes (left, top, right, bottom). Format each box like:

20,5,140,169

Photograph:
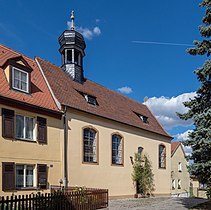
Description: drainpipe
63,106,68,188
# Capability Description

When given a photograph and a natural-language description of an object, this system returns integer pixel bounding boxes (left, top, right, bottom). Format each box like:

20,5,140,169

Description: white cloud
144,92,196,130
95,19,101,23
67,22,101,40
174,130,192,141
93,27,101,36
118,86,133,94
183,145,192,157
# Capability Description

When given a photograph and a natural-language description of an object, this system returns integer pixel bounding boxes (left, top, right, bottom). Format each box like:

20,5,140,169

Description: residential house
171,142,190,197
36,13,173,198
0,45,63,196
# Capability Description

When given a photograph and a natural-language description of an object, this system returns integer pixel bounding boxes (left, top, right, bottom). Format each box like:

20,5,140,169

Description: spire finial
70,10,75,30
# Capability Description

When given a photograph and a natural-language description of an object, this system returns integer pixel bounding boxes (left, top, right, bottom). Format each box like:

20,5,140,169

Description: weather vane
71,10,75,30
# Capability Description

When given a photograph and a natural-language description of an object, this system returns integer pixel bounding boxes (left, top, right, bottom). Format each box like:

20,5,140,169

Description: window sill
82,161,98,165
15,138,36,143
158,167,166,170
16,187,38,191
11,87,31,96
111,163,124,167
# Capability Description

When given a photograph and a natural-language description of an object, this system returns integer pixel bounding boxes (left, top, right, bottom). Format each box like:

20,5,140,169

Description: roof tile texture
0,44,59,112
37,57,172,138
171,142,180,155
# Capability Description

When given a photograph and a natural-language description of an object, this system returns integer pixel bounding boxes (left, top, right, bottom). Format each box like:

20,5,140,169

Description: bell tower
58,10,86,84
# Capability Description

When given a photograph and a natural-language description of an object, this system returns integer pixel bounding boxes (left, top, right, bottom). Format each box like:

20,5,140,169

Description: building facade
36,14,173,197
171,142,190,197
0,45,63,196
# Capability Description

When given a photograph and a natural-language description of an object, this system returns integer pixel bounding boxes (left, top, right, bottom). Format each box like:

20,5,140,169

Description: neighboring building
171,142,190,197
0,45,63,196
190,176,207,198
36,12,173,197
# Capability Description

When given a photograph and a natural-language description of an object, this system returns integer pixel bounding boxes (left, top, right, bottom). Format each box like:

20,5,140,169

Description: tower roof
58,10,86,53
58,30,86,53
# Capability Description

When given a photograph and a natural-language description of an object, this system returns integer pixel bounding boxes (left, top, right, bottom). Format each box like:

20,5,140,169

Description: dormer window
12,67,29,93
2,56,32,94
85,94,97,106
134,112,148,124
140,115,148,124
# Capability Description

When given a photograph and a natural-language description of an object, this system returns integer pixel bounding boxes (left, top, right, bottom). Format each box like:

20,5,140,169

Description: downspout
63,105,68,188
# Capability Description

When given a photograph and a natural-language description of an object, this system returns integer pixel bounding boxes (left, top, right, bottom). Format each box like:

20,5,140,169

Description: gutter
63,105,68,188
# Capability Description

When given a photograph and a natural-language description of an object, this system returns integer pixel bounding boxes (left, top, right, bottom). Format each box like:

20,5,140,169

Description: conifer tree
178,0,211,186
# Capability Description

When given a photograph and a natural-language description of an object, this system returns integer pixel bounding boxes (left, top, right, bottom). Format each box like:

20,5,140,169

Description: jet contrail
132,40,194,47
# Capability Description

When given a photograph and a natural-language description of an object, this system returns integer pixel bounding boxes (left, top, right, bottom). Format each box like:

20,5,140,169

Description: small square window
140,115,148,124
85,94,97,106
178,179,181,189
178,162,182,172
172,179,175,190
12,67,29,93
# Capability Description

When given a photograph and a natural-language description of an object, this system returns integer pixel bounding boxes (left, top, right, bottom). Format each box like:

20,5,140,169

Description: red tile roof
0,44,60,113
37,57,172,139
171,142,180,156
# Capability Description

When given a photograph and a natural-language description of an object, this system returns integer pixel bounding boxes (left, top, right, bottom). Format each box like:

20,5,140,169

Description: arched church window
159,144,166,169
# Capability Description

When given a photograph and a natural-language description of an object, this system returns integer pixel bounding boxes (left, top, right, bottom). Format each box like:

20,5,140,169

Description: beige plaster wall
0,104,63,196
66,108,171,197
171,145,190,195
4,66,10,83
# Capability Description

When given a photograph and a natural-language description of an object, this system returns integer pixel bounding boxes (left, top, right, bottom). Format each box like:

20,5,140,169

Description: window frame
84,94,97,106
158,144,166,169
82,126,99,164
178,179,181,189
178,162,182,172
172,179,176,190
15,164,35,189
111,133,124,166
15,114,34,141
12,67,29,93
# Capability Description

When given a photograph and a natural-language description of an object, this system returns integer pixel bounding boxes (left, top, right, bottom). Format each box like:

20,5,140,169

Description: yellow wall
67,108,171,197
4,66,10,83
171,145,190,196
0,104,63,196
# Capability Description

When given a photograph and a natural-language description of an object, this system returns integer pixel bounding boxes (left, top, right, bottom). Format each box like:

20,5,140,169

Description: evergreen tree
178,0,211,185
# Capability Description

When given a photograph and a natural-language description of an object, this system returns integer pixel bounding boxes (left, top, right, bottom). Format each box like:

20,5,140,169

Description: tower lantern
58,10,86,84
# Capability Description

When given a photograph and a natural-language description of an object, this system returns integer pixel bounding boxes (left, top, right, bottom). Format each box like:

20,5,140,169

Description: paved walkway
103,197,209,210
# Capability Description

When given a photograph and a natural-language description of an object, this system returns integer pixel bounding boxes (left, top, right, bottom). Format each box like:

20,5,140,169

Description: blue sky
0,0,206,148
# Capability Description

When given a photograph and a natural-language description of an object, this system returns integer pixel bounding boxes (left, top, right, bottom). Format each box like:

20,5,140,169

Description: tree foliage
178,0,211,186
132,153,155,196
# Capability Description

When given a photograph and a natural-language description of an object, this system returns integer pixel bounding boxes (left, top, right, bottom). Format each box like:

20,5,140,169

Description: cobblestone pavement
103,197,209,210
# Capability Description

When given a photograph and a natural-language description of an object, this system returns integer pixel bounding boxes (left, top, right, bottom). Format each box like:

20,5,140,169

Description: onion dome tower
58,10,86,84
